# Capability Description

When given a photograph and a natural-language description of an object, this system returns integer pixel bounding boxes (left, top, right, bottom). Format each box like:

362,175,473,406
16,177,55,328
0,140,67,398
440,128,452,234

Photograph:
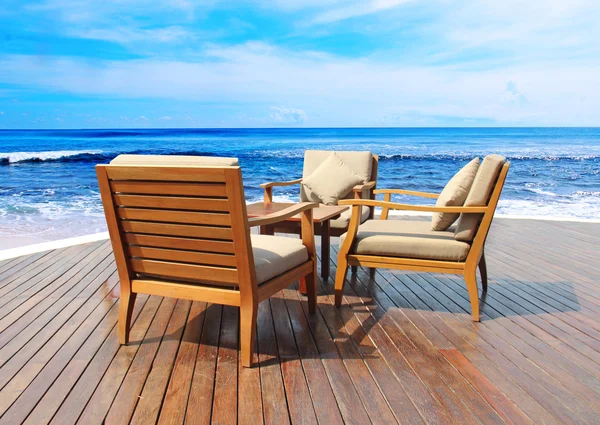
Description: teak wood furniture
260,151,379,239
96,160,318,367
335,160,510,321
246,202,348,283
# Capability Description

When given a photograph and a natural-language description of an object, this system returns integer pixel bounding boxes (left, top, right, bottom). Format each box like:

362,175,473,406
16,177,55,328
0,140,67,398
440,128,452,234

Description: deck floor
0,217,600,424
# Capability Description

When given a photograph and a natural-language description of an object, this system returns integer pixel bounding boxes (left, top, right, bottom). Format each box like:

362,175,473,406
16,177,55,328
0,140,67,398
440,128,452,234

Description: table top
246,202,348,223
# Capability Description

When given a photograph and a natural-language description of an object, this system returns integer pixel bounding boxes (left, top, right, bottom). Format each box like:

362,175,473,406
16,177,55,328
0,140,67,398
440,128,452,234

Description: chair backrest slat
97,164,253,290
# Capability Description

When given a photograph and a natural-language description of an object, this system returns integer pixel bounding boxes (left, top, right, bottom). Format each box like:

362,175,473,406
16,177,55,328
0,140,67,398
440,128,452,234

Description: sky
0,0,599,129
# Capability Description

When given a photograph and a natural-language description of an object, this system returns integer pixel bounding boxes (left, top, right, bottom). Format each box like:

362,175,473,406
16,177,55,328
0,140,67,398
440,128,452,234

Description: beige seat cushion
251,234,309,284
301,150,373,202
110,154,239,166
431,158,480,231
341,219,471,262
301,153,364,205
455,154,506,242
330,205,371,229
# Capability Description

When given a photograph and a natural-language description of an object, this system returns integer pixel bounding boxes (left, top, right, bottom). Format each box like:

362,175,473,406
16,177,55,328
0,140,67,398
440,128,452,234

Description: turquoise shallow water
1,127,599,241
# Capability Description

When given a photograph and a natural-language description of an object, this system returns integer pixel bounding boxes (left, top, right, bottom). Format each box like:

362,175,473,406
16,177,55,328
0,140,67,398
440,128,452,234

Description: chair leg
479,251,488,292
118,290,136,345
334,258,349,307
305,272,317,314
240,301,258,368
351,265,358,274
464,270,480,322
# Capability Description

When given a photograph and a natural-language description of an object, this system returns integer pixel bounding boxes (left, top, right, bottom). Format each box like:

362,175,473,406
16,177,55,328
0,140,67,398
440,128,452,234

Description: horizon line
1,126,599,131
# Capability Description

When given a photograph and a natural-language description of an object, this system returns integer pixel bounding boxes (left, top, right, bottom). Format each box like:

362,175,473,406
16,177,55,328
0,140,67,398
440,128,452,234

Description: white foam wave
0,150,102,163
524,187,558,197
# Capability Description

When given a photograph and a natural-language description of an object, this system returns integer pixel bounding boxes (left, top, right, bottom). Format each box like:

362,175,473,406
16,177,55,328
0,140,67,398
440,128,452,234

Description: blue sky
0,0,599,128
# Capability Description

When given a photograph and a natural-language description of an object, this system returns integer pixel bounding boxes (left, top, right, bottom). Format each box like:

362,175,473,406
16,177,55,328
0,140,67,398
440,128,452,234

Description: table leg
299,277,307,295
260,225,274,235
321,220,331,280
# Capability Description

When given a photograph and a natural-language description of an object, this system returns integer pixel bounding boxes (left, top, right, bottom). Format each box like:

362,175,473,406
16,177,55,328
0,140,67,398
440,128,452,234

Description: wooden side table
246,202,348,288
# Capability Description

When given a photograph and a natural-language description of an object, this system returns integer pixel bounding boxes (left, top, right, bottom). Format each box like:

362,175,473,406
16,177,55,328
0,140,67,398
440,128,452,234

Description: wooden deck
1,217,600,424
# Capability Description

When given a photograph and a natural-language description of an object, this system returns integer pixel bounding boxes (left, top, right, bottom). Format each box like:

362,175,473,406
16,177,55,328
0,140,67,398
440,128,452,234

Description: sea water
1,127,599,242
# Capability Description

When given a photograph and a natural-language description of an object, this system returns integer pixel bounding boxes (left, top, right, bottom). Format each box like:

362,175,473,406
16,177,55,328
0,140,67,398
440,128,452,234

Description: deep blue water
1,128,599,241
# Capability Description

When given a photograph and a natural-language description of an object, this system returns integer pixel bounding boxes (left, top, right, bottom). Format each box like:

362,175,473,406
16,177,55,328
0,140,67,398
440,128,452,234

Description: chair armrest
260,178,303,203
337,199,488,214
373,188,439,199
247,202,318,227
259,178,303,189
352,180,377,193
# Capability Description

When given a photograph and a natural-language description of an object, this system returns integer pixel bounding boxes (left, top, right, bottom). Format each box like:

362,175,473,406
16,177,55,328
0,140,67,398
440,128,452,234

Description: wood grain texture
97,163,317,366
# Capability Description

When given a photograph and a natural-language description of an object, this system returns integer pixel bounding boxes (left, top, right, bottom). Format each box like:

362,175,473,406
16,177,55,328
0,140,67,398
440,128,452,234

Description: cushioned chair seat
110,154,239,166
341,220,471,262
330,206,371,229
251,234,309,284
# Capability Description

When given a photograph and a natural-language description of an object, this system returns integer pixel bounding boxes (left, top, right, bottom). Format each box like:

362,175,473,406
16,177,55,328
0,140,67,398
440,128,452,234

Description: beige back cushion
454,154,506,241
431,158,480,231
301,150,373,202
301,153,364,205
110,154,239,166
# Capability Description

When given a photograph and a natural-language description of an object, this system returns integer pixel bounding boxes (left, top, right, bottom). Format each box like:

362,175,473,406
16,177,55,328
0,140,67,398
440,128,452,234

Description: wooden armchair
335,156,510,321
260,150,379,237
96,158,318,367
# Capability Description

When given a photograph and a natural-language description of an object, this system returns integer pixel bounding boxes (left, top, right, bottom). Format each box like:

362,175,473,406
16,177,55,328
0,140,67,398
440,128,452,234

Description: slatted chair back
96,164,257,298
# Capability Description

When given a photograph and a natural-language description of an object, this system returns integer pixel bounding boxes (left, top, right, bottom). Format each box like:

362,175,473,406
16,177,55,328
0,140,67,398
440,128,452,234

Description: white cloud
310,0,414,24
139,115,149,121
159,115,173,120
503,81,528,106
0,37,599,126
269,106,306,124
68,26,193,44
0,111,4,115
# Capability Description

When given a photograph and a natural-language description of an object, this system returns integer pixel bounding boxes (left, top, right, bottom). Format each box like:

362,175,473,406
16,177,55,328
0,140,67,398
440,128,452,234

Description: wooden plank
47,295,159,425
110,181,227,197
0,273,120,423
184,304,222,425
293,286,373,424
0,260,116,405
20,294,148,425
238,329,263,425
156,301,207,425
0,256,116,399
128,300,192,425
0,244,86,303
257,299,290,425
74,296,166,424
117,208,231,226
0,246,112,356
124,233,235,254
441,349,536,425
281,287,345,425
102,297,178,425
121,220,232,240
0,251,53,288
211,305,239,425
370,265,570,425
0,243,106,325
130,258,238,284
270,292,319,425
113,194,229,211
105,166,227,183
127,246,237,268
317,280,439,425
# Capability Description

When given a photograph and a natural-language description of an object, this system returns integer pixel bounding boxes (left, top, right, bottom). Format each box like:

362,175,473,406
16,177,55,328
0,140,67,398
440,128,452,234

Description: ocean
1,127,599,243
